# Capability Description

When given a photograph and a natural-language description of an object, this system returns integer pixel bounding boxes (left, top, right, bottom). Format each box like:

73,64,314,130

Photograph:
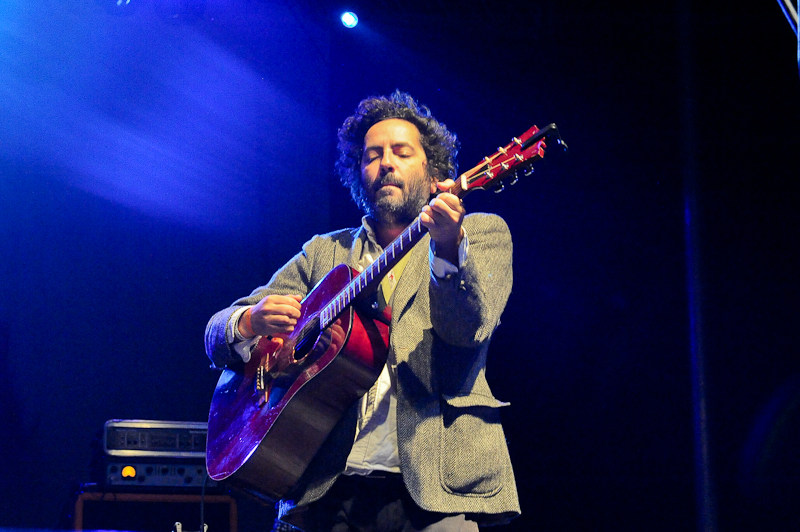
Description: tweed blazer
205,212,520,526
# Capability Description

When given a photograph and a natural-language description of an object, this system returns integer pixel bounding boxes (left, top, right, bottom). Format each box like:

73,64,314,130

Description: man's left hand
421,179,465,265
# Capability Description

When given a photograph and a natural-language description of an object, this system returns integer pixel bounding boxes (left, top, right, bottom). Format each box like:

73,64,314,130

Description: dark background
1,1,798,531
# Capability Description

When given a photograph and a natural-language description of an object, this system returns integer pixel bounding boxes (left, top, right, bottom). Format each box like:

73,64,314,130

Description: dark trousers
275,473,479,532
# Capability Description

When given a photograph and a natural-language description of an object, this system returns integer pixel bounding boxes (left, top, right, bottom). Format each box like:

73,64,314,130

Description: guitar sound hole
294,340,311,361
294,318,322,361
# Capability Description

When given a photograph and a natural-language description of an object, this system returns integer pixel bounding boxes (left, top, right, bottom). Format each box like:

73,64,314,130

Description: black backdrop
0,2,798,531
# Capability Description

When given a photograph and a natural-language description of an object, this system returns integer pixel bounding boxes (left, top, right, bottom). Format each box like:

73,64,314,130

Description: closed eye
363,150,381,163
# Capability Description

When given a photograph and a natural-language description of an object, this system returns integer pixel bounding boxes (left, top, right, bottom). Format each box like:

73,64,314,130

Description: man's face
360,118,436,226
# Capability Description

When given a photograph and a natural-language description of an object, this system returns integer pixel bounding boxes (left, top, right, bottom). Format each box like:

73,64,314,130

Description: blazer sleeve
429,212,512,348
204,235,327,369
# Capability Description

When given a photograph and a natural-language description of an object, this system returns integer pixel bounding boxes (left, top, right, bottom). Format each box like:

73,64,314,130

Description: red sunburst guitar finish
207,265,390,499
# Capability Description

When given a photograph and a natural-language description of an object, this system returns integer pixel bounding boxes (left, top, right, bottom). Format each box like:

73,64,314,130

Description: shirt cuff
228,306,259,363
429,228,469,279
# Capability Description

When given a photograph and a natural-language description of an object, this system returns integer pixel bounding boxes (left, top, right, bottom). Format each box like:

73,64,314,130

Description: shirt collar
360,215,382,250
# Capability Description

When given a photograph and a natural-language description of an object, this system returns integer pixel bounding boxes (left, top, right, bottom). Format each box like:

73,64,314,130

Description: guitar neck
318,122,563,330
319,216,427,330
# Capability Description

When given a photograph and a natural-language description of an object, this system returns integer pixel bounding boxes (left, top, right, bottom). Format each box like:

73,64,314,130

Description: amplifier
73,491,237,532
104,419,208,458
103,458,217,489
100,419,216,490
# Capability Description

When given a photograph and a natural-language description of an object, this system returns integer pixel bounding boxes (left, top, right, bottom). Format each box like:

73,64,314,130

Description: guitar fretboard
319,217,426,329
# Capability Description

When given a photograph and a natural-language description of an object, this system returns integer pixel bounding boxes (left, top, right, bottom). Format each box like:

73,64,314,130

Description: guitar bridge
255,360,273,407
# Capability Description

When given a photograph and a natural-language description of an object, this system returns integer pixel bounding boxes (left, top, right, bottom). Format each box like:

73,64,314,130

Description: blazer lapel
389,235,431,331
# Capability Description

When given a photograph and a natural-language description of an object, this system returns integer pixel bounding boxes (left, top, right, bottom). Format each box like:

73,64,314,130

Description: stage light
100,0,136,15
341,12,358,28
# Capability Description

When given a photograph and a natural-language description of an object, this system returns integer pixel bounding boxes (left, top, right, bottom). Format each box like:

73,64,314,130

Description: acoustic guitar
206,123,565,500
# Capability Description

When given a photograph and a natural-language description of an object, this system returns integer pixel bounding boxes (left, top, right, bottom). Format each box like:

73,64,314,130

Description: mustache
377,173,403,188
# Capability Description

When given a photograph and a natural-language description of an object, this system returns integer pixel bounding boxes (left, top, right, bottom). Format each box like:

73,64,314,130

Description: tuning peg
523,166,535,177
509,172,519,185
494,182,505,193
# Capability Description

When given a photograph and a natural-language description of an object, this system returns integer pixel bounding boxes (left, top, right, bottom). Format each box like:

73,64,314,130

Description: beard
363,169,433,227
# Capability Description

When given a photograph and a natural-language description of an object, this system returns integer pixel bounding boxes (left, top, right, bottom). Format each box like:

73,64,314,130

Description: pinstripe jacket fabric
205,212,520,526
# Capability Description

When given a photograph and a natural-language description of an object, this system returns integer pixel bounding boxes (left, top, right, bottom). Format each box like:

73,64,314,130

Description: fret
322,210,439,327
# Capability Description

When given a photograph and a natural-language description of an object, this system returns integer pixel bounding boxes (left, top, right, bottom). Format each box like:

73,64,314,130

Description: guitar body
206,264,390,499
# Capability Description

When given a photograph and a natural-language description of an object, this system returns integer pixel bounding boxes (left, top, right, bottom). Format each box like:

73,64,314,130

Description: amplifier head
102,458,218,490
104,419,208,459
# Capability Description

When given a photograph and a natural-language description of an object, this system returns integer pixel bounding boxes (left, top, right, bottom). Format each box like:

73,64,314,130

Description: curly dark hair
336,90,460,214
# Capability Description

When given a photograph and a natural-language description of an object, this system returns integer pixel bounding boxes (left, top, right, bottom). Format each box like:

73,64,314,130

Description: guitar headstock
453,123,566,197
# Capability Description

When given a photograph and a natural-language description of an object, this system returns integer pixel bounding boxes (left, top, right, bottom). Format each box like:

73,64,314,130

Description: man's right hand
238,294,303,339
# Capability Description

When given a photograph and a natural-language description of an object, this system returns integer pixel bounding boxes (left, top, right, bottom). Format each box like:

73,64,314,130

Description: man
205,91,519,531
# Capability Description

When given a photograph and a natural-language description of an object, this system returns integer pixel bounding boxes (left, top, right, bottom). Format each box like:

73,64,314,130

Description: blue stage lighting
100,0,136,15
341,12,358,28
